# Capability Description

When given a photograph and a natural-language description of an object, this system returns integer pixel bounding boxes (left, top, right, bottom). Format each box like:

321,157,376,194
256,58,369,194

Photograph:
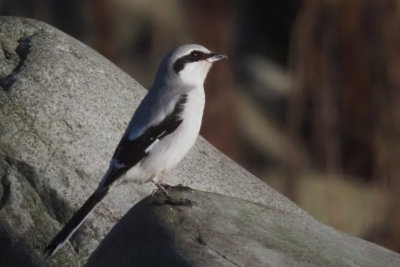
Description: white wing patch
145,138,160,153
144,130,166,153
157,130,166,138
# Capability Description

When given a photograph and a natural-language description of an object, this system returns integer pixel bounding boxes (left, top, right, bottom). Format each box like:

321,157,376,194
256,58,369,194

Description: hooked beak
206,53,228,63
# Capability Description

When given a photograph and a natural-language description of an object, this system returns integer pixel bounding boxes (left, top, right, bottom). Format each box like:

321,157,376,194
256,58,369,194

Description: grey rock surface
86,186,400,267
0,16,399,267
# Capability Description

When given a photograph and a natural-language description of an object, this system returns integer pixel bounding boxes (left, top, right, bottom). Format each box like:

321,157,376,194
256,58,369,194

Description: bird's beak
206,53,228,63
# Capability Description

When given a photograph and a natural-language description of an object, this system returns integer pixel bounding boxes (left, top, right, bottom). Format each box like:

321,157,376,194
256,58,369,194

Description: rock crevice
0,34,34,90
0,167,10,209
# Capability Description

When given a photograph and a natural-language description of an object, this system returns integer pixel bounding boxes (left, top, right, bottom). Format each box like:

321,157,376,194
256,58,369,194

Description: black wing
102,94,188,187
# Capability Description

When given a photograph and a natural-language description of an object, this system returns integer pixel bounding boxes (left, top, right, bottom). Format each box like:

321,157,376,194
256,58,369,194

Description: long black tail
44,186,109,257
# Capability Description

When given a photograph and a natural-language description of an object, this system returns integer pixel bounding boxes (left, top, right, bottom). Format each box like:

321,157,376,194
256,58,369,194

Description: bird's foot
154,182,171,197
152,183,195,206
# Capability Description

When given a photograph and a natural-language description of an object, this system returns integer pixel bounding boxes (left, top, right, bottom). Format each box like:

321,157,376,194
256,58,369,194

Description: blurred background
2,0,400,253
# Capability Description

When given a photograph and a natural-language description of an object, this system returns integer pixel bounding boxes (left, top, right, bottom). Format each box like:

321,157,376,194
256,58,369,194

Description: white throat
179,61,212,87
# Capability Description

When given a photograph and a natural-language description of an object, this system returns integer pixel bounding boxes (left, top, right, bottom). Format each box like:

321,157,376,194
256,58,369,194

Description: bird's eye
191,51,201,60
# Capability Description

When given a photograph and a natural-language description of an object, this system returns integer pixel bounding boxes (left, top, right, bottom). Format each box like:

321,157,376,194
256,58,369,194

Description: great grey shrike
45,44,227,257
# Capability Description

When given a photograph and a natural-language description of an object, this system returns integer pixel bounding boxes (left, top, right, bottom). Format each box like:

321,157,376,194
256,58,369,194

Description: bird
44,44,227,257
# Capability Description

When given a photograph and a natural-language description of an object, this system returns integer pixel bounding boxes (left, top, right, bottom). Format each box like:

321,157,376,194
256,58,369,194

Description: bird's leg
155,182,171,198
150,177,171,199
150,178,194,206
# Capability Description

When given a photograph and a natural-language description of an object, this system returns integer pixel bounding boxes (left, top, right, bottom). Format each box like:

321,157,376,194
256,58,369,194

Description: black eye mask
173,50,215,73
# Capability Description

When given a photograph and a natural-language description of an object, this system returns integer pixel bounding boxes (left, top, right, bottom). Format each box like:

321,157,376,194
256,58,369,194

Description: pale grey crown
153,44,226,88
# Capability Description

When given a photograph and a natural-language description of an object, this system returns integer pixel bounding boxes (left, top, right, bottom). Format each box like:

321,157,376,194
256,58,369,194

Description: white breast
125,87,205,183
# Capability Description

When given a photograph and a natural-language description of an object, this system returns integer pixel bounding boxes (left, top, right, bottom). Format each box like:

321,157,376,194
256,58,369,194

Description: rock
86,186,400,267
0,16,300,266
0,16,399,267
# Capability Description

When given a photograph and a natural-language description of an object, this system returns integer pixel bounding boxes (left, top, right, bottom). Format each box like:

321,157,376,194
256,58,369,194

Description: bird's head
156,44,227,87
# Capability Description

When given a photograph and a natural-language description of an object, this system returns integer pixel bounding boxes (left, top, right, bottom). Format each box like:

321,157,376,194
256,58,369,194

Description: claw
154,182,172,200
